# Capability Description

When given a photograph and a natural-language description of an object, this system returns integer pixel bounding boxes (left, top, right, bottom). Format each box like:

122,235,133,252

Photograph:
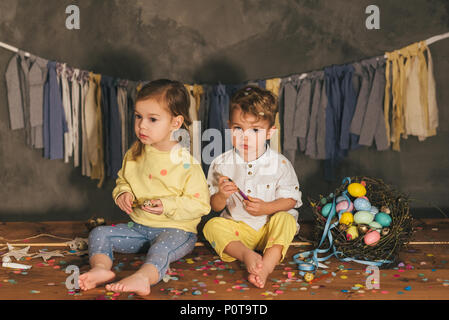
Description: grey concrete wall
0,0,448,222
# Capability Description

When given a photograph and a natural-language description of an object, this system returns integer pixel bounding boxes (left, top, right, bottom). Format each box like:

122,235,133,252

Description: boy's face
228,107,275,160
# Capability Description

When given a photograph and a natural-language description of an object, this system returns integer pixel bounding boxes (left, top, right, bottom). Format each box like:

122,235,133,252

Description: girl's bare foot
105,273,151,296
78,267,116,291
242,250,263,275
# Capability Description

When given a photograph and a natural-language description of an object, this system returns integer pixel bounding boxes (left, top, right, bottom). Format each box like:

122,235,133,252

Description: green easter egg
321,203,333,217
354,211,374,225
369,221,382,231
375,212,392,227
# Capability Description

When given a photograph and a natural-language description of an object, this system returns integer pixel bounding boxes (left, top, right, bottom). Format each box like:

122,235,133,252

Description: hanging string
0,31,448,84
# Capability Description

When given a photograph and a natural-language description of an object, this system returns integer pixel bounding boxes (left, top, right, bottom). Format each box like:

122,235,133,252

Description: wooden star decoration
32,250,64,262
1,243,34,261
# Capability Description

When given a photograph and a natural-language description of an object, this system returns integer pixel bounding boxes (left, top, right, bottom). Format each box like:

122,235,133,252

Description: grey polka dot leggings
88,222,197,282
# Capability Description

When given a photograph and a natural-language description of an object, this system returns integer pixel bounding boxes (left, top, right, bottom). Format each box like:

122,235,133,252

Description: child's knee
272,211,296,225
203,217,225,238
89,226,109,241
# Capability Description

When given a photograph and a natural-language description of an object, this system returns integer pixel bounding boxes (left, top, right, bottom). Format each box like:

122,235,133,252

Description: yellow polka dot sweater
112,144,211,234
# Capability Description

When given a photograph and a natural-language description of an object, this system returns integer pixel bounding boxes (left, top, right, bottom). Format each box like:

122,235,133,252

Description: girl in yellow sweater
78,79,211,296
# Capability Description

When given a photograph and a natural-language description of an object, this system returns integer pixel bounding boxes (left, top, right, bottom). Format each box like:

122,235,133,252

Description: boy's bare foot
105,273,151,296
242,250,263,275
248,264,271,288
78,267,116,291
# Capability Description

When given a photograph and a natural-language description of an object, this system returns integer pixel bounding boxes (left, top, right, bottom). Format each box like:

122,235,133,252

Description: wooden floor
0,218,448,300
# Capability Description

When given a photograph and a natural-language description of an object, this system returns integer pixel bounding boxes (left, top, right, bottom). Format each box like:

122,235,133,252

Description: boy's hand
141,199,164,215
217,176,238,200
243,196,270,216
116,192,134,215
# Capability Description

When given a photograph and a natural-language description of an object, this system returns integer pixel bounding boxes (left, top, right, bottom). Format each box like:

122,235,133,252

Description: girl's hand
217,176,238,200
243,196,270,216
141,199,164,215
116,192,134,215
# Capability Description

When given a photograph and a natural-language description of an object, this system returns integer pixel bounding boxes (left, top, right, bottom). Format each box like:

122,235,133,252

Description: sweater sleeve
160,164,211,221
112,151,135,203
5,54,25,130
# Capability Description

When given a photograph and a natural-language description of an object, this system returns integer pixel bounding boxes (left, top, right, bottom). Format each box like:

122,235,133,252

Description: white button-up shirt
207,146,302,231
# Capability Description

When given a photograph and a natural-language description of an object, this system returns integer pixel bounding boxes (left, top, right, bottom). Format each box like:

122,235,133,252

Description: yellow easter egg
347,183,366,197
346,225,359,240
339,212,354,225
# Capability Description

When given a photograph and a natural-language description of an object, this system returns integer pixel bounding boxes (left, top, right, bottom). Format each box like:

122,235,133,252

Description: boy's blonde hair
230,85,278,127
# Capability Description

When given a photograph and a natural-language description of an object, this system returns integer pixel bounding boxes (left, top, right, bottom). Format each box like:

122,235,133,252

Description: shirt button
267,185,270,189
248,164,253,168
248,172,252,175
247,190,251,193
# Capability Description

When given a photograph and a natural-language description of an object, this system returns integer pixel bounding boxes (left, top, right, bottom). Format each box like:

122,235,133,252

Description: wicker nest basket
311,176,414,268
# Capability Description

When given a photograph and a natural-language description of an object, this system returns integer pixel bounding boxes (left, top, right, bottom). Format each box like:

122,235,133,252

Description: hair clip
258,112,265,116
243,87,252,96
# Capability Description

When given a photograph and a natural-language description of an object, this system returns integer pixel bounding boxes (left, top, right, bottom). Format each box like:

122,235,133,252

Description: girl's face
134,98,183,151
228,107,275,161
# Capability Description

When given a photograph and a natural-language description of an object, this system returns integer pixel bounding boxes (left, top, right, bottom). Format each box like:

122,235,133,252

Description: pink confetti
275,290,284,294
381,290,389,294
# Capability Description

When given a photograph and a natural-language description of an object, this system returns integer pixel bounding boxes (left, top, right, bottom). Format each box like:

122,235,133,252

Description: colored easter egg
320,197,328,205
339,212,354,225
364,230,381,246
336,196,346,203
354,211,374,225
369,221,382,231
347,183,366,197
354,197,371,211
321,203,333,217
375,212,392,227
336,200,353,213
370,206,379,215
346,226,359,240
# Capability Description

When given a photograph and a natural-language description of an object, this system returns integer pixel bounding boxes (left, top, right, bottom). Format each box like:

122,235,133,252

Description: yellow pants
203,211,297,263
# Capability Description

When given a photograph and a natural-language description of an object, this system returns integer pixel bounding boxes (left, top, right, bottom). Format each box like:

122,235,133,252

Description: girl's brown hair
129,79,192,160
230,85,278,126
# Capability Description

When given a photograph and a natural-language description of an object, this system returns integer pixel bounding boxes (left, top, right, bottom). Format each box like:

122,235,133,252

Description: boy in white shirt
203,85,302,288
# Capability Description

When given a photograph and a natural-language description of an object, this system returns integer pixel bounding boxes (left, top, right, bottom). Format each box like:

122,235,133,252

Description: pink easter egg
336,200,353,213
364,230,381,246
